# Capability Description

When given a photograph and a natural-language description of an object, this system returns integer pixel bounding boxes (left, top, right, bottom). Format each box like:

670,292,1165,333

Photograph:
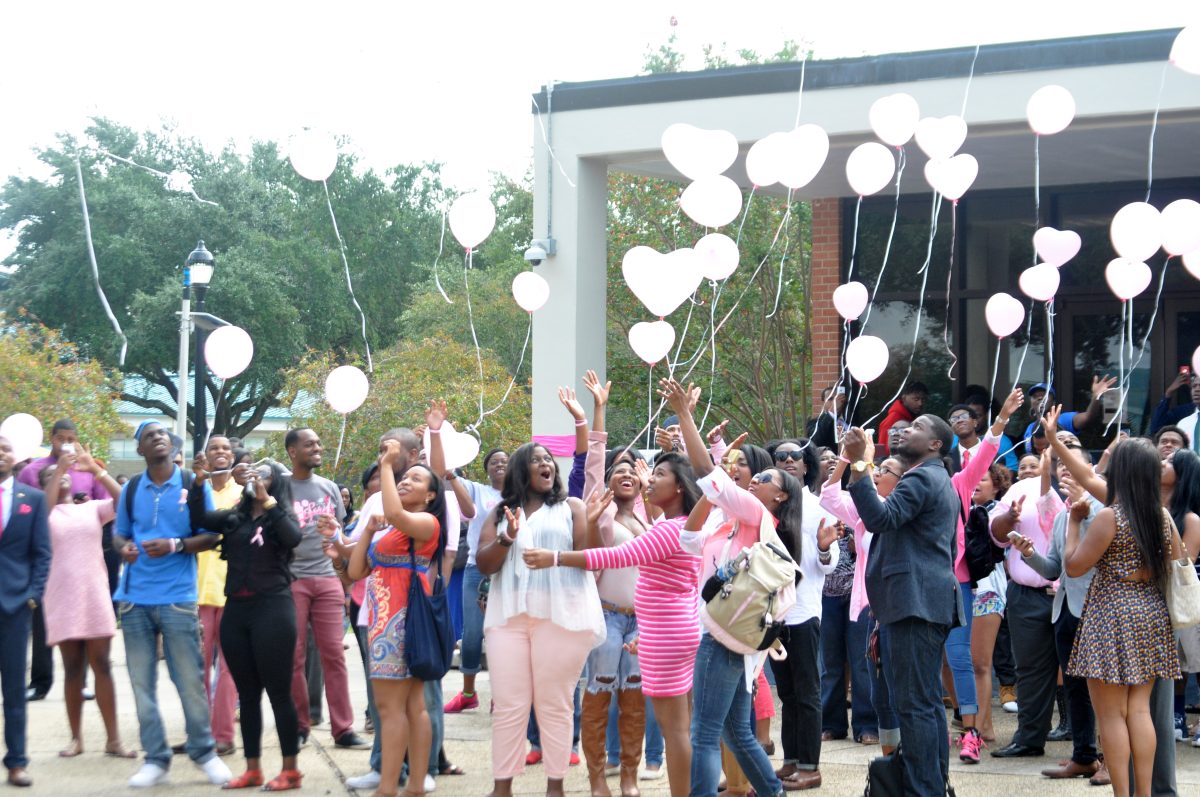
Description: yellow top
196,479,243,607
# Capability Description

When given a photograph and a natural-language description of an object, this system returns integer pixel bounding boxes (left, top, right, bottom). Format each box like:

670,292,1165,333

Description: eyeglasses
774,450,803,462
877,466,899,479
948,413,972,423
751,472,777,485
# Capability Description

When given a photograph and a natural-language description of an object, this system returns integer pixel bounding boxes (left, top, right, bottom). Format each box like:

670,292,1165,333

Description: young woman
188,458,303,791
346,422,450,797
1164,449,1200,744
524,450,702,797
38,449,135,759
476,440,606,797
1065,438,1181,797
967,463,1012,742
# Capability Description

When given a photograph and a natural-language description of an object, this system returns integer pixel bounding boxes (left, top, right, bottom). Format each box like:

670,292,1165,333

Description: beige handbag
1164,511,1200,630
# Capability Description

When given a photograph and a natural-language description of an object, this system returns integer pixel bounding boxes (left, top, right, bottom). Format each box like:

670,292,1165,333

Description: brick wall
810,197,842,410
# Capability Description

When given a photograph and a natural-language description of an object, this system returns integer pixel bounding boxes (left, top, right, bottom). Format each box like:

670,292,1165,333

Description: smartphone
60,443,75,455
835,386,847,395
1181,365,1192,375
1006,531,1023,544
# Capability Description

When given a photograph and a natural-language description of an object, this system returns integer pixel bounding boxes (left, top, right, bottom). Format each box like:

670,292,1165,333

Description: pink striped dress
583,517,701,697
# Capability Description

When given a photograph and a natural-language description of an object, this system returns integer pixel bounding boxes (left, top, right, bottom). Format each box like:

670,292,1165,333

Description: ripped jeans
587,608,641,692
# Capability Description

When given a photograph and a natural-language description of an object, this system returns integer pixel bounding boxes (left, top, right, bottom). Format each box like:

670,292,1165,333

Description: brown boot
582,691,614,797
616,689,645,797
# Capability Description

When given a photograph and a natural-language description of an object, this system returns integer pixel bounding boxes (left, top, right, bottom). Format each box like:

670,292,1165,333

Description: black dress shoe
992,742,1045,758
171,742,186,755
23,688,47,702
334,731,371,749
1046,723,1072,742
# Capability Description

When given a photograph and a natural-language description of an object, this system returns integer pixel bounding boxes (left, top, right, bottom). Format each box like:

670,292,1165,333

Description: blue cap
663,415,680,428
1029,382,1056,397
133,420,160,441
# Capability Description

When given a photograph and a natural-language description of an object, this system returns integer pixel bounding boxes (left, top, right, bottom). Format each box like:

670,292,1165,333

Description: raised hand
654,427,673,450
656,378,697,417
55,450,78,474
503,506,521,539
425,399,448,432
379,439,403,467
1010,534,1036,558
862,429,876,465
191,453,209,482
1002,387,1023,418
582,369,610,408
842,427,868,462
707,419,730,446
727,431,749,452
75,445,98,474
586,489,614,526
1070,497,1091,522
1167,370,1190,395
633,459,653,493
1091,374,1117,400
1041,404,1063,438
558,386,586,422
1008,494,1026,521
816,518,839,552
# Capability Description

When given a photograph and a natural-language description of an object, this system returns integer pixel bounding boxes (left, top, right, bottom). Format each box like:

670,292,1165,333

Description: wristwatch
263,497,278,511
26,598,38,610
852,460,874,473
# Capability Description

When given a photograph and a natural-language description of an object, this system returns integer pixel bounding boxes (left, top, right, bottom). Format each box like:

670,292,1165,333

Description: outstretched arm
658,378,710,477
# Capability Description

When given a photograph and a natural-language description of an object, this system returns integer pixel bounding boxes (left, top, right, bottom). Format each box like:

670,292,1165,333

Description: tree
0,312,125,454
268,334,531,486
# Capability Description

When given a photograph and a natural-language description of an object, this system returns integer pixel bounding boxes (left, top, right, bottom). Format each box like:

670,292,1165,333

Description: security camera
524,243,547,266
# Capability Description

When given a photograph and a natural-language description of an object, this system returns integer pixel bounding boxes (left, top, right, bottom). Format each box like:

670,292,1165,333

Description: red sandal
222,770,264,790
262,769,302,791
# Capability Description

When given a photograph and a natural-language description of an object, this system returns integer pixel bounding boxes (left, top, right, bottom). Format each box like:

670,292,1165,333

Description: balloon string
432,209,453,304
95,148,219,207
462,249,487,430
697,280,720,432
793,47,809,128
1145,61,1168,203
959,44,981,118
734,187,756,248
765,192,796,319
74,157,128,366
1128,255,1171,378
668,287,699,373
334,413,348,470
530,93,577,189
859,146,906,331
1034,136,1041,236
942,200,959,381
1011,299,1037,387
322,180,372,372
1107,302,1134,434
473,315,532,429
1044,298,1056,409
646,364,654,450
845,196,863,280
201,384,226,455
987,339,1003,427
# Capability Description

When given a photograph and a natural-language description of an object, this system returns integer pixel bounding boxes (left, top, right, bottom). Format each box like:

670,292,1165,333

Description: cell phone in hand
1006,531,1022,544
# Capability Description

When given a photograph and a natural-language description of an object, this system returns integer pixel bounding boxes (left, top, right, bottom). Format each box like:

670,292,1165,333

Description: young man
1019,377,1114,454
112,421,232,787
877,382,928,456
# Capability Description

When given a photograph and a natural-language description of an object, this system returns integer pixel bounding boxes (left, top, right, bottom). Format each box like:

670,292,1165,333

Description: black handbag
404,527,455,681
864,745,956,797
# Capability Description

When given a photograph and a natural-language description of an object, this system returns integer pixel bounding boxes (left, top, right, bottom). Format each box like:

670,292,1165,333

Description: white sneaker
640,765,666,781
129,763,170,788
425,773,437,793
1002,700,1018,713
346,771,382,790
198,755,233,785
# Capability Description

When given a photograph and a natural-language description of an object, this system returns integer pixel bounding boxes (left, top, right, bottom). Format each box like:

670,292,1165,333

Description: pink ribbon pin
250,526,264,547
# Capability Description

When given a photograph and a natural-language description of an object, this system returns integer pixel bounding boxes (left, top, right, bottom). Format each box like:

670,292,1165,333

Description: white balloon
204,325,254,380
325,365,369,414
694,233,740,281
679,175,743,228
0,413,43,462
1018,263,1061,302
1161,199,1200,256
745,132,787,188
511,271,550,312
1026,85,1076,135
1105,258,1153,301
448,192,496,250
1185,249,1200,281
166,171,195,194
1032,227,1082,268
1193,344,1200,377
1110,202,1163,263
845,143,895,197
985,293,1026,338
622,246,704,318
628,320,676,365
289,129,338,182
423,421,480,470
832,282,869,321
1170,26,1200,76
845,335,890,383
869,93,920,147
923,154,978,201
777,125,830,189
914,116,968,161
661,123,739,180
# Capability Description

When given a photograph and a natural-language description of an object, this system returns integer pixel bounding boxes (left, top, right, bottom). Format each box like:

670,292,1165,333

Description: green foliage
269,334,531,486
0,312,125,454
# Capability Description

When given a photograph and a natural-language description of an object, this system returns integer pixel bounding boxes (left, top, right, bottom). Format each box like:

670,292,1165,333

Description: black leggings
220,592,299,758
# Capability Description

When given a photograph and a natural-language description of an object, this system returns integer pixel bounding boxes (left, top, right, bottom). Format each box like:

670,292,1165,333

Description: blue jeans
587,610,640,692
607,695,663,768
529,681,581,750
820,594,878,739
120,602,216,769
689,635,781,797
460,565,485,676
883,618,950,797
449,567,464,642
426,679,443,774
943,582,977,716
864,611,898,747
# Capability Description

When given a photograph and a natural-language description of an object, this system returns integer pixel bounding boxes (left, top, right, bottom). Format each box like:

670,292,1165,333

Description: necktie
962,449,972,469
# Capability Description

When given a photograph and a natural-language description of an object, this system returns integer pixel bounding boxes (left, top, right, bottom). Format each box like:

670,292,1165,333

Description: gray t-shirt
288,474,346,579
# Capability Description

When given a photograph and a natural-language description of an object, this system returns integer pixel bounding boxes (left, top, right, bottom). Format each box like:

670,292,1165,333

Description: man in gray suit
843,416,964,797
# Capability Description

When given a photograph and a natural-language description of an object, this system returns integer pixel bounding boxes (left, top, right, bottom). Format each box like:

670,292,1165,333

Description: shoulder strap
124,473,143,519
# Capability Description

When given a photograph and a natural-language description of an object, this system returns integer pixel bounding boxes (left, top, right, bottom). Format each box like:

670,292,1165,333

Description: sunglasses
774,450,803,462
751,472,777,485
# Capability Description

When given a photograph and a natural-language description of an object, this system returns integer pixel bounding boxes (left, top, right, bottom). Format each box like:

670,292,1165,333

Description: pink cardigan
949,433,1001,583
819,481,873,621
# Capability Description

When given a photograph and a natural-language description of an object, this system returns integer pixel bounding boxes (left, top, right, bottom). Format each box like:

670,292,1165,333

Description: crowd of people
0,366,1198,797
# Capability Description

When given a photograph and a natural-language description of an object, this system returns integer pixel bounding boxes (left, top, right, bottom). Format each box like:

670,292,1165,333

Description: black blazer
848,460,963,627
0,481,51,615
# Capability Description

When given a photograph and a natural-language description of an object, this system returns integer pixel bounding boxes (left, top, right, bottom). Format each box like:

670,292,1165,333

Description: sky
0,0,1195,258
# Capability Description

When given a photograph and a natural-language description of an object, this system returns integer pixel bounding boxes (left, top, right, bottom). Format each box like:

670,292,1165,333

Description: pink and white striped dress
583,516,701,697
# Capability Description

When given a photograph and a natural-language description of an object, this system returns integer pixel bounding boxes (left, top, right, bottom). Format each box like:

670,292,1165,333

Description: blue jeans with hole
119,602,217,769
689,635,781,797
587,610,640,692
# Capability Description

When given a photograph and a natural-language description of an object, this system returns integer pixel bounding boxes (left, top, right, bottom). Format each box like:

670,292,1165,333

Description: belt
601,600,636,617
1014,582,1055,596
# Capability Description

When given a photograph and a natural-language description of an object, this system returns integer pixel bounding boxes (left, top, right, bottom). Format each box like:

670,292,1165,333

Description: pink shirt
949,432,1001,583
990,476,1065,588
695,468,775,585
819,481,873,621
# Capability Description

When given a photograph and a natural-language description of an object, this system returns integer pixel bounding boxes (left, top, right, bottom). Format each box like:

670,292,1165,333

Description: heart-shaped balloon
661,123,738,180
1185,249,1200,281
845,143,896,197
869,93,920,147
1161,199,1200,256
1105,258,1153,300
424,421,481,470
1169,26,1200,76
832,281,869,321
679,175,743,228
1032,227,1082,268
777,125,830,189
622,246,704,318
511,271,550,312
924,154,978,201
694,233,739,281
1018,263,1061,302
449,192,497,250
1026,85,1076,135
1110,202,1162,263
628,320,677,365
985,293,1026,338
845,335,890,383
915,115,968,161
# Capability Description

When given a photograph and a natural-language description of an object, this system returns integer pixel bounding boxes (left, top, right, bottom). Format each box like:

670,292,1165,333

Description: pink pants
754,668,774,719
290,576,354,739
199,605,237,745
486,615,595,780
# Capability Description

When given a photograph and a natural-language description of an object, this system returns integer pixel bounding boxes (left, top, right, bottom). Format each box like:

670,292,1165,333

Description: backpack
964,501,1004,587
700,510,800,656
863,744,957,797
122,468,197,520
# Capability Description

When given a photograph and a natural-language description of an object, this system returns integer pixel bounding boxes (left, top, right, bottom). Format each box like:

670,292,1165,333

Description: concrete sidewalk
15,632,1200,795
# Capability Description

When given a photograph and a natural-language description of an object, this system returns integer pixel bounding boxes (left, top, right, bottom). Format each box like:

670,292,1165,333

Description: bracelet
497,531,514,547
96,469,109,480
554,550,560,567
428,427,441,435
818,547,832,561
838,455,851,465
574,419,587,427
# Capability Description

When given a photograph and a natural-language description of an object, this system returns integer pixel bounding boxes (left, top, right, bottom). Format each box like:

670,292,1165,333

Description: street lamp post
187,241,215,458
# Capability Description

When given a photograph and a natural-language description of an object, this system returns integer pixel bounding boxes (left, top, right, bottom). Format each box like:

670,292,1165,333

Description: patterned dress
366,520,441,679
1068,505,1180,684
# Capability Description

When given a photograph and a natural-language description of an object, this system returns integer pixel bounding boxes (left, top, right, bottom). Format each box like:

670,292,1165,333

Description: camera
523,237,556,266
